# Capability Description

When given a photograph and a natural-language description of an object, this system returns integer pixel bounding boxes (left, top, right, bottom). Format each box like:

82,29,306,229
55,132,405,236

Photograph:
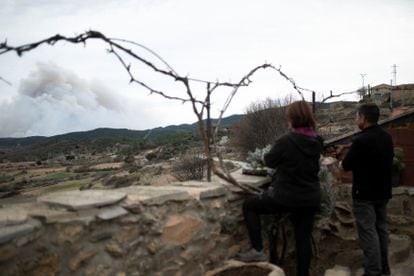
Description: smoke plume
0,62,128,137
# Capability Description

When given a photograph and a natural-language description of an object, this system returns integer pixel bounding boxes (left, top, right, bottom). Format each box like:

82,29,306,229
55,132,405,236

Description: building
370,83,414,107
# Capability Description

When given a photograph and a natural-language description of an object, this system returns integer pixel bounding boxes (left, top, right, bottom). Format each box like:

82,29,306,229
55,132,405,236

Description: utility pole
360,73,367,98
206,83,212,182
360,73,367,88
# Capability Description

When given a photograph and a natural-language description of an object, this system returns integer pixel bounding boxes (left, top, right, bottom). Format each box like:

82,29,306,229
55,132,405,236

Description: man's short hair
357,103,380,124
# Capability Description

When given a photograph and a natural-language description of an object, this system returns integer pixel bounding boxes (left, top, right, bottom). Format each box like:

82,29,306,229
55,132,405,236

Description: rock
146,239,162,255
115,226,138,245
97,205,128,220
180,245,199,261
0,218,41,245
119,186,191,207
38,190,127,210
204,260,285,276
56,224,83,245
388,214,414,226
84,264,111,276
119,215,139,225
324,265,351,276
227,244,241,258
161,215,203,245
105,241,123,257
32,253,60,276
0,244,17,263
90,230,115,243
68,250,97,271
0,207,27,226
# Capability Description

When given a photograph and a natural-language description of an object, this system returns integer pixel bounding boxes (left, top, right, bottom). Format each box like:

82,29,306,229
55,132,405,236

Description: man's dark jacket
342,124,394,201
264,132,323,207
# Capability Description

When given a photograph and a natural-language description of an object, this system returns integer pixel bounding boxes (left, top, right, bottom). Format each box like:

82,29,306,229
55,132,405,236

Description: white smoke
0,62,130,137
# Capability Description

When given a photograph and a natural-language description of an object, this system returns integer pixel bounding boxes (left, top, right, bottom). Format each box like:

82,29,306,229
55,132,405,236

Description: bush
104,175,135,188
145,152,157,161
171,151,207,181
230,97,292,155
393,147,405,174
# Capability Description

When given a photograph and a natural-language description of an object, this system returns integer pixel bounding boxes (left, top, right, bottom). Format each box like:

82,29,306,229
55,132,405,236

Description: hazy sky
1,0,413,137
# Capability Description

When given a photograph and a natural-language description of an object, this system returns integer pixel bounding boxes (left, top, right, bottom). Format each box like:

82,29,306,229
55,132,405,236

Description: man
341,103,394,276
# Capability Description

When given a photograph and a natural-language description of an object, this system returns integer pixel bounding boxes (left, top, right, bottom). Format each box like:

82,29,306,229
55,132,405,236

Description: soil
279,233,361,276
213,234,360,276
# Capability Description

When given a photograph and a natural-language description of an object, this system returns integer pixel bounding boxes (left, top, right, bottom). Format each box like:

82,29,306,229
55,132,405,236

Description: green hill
0,114,243,162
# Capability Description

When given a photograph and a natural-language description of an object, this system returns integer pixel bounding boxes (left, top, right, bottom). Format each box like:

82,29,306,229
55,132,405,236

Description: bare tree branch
315,90,359,110
0,76,12,86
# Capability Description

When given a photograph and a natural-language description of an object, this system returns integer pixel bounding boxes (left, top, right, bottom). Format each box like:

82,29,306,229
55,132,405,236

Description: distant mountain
0,114,243,161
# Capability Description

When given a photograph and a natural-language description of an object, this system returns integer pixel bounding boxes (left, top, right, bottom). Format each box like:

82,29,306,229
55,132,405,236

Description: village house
370,83,414,107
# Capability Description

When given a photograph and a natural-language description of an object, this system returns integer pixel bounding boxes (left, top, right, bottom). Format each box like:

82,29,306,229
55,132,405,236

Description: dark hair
286,101,316,129
357,103,380,124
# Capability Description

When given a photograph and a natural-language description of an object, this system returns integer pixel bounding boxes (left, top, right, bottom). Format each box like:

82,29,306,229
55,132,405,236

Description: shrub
246,145,272,169
393,147,405,174
171,151,207,181
230,96,292,155
145,152,157,161
104,175,135,188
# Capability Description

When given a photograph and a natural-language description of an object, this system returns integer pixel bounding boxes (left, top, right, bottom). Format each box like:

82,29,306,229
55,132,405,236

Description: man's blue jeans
353,199,389,276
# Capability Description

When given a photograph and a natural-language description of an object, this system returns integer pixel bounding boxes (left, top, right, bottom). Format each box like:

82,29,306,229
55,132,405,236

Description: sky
0,0,413,137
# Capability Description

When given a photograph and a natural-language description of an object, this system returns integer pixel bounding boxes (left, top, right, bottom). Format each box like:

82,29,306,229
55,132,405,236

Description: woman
236,101,323,276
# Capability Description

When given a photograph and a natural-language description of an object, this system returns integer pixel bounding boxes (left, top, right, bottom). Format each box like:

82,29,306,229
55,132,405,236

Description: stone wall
2,165,414,276
0,180,254,276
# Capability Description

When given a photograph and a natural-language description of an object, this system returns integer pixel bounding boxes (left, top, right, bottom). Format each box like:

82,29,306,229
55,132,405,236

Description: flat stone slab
97,205,128,220
0,219,41,245
118,186,191,206
170,181,227,199
38,190,127,210
212,169,270,192
0,207,28,226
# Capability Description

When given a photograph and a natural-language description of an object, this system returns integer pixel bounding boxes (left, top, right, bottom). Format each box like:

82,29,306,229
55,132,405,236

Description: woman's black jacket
264,132,323,208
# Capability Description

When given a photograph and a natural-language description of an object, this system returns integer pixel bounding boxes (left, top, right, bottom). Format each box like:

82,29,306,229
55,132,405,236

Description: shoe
235,248,267,262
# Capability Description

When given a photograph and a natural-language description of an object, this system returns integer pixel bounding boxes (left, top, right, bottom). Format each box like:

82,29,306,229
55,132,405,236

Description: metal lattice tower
392,64,397,85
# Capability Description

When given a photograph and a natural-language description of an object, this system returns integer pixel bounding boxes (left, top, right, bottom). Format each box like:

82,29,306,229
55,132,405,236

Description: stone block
32,252,61,276
90,229,115,243
119,186,191,206
170,181,227,199
68,250,97,271
0,218,41,245
38,190,127,210
27,205,77,224
105,241,124,257
0,207,28,226
0,244,17,263
324,265,351,276
204,260,285,276
115,226,138,245
97,205,128,220
56,224,84,245
161,215,203,245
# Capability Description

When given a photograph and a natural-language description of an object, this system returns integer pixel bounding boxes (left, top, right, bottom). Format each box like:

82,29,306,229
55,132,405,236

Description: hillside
0,114,243,162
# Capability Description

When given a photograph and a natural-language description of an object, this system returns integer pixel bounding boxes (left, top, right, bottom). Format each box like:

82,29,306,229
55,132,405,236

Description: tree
231,96,293,155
